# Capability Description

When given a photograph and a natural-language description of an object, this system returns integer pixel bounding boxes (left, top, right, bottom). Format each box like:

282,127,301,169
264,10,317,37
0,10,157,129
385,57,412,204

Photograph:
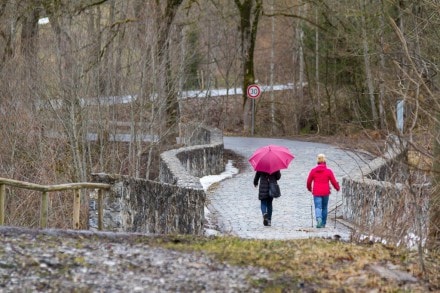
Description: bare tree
43,2,88,182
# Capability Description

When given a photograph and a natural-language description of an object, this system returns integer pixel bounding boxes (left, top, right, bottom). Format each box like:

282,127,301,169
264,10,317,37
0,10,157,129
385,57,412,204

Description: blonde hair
317,154,326,163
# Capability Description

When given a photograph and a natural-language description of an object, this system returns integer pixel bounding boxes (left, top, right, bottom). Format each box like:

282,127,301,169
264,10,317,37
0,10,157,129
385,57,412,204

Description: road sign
247,84,261,99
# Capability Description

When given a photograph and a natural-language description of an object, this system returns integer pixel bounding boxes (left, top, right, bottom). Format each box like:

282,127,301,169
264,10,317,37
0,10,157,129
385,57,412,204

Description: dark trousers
260,198,273,220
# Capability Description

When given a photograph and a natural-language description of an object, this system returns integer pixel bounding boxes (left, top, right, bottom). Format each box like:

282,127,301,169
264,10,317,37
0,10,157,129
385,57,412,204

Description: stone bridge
90,125,428,246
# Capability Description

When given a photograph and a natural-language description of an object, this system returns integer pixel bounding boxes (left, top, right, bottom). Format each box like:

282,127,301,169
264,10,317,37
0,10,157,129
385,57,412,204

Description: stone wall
90,174,206,234
90,124,224,235
159,123,224,185
342,135,430,244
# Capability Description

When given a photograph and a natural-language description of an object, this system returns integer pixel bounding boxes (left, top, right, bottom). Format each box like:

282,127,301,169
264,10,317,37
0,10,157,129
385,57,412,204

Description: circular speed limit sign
247,84,261,99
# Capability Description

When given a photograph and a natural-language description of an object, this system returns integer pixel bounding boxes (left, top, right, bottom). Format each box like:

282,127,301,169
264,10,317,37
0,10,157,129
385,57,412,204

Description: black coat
253,170,281,200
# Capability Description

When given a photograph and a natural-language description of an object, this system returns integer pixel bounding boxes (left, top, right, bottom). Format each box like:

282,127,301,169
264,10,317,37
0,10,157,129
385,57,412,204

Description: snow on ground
200,160,239,191
200,160,239,236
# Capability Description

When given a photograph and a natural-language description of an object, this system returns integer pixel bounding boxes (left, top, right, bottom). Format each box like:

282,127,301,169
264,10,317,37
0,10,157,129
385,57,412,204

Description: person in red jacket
306,154,340,228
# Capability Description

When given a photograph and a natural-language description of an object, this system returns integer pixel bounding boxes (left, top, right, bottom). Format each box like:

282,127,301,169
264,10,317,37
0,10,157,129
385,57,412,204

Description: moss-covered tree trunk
155,0,184,144
234,0,262,134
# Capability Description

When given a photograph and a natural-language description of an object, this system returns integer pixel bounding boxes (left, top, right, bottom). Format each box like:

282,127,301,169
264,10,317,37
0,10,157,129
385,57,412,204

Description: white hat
317,154,326,163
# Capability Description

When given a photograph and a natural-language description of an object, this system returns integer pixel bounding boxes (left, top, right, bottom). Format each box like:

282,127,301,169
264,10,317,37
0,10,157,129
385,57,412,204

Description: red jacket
306,163,340,196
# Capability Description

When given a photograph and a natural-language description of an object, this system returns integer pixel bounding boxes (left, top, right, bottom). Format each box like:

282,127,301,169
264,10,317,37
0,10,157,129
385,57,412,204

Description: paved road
206,136,371,241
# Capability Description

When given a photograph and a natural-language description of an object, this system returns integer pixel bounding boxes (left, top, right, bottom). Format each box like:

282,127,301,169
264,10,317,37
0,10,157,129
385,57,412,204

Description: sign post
247,84,261,136
397,99,404,133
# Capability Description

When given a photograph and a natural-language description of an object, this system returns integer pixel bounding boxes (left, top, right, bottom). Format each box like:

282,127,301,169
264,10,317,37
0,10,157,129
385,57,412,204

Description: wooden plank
73,190,81,229
0,177,110,192
44,182,111,192
40,191,48,228
0,177,110,229
0,184,5,225
98,189,104,231
0,177,46,192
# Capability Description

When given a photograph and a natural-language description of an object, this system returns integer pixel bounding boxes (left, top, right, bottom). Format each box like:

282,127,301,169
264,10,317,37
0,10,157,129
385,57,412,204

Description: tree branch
262,11,328,32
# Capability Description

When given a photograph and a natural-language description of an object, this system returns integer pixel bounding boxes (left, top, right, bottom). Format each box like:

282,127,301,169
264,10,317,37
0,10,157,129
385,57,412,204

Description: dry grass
1,226,437,291
154,235,438,292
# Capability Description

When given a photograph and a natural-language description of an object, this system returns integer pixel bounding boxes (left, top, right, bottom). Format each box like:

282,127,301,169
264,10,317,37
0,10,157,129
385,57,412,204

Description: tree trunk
154,0,183,144
360,0,378,128
430,119,440,249
314,6,320,133
234,0,262,134
378,1,387,130
20,3,40,106
269,0,275,135
0,2,16,72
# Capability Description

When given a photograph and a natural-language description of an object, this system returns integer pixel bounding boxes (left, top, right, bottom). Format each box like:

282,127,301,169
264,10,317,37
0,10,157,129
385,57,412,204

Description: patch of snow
38,18,49,25
200,160,238,191
361,232,426,250
201,160,238,236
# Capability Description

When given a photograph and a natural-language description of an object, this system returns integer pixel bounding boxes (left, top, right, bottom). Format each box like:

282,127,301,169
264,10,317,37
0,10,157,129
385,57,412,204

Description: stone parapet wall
342,138,407,224
160,123,224,185
90,173,205,234
342,136,430,244
342,178,405,226
90,124,224,235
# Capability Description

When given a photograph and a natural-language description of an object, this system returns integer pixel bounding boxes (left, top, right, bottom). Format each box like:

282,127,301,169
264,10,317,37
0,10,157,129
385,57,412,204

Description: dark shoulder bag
268,177,281,198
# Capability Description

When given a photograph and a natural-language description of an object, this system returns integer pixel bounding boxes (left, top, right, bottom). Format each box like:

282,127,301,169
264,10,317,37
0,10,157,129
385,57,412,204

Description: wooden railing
0,177,111,230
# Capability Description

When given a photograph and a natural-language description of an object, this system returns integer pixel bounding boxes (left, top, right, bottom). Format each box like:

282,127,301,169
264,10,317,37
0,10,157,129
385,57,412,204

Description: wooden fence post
98,189,104,231
73,189,81,229
0,184,5,225
0,178,110,230
40,191,48,228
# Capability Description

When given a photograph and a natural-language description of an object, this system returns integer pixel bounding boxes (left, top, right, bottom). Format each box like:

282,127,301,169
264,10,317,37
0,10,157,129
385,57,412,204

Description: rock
368,264,418,283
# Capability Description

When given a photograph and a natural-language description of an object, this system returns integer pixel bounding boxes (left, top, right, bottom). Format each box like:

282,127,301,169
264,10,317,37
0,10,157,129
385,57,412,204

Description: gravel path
0,228,272,292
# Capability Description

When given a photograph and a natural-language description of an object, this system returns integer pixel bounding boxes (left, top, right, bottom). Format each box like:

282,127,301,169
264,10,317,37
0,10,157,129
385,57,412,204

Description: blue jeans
260,198,273,220
313,196,329,226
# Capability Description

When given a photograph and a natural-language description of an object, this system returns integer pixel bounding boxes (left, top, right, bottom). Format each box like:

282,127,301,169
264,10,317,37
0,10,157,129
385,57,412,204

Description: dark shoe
267,219,271,226
263,213,269,226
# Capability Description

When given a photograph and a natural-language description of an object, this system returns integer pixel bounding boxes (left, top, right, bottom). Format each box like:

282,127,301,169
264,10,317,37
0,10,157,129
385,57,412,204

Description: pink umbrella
249,144,295,174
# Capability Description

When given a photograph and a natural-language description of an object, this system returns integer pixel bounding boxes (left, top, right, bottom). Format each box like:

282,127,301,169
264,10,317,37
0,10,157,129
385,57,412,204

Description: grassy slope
154,235,438,292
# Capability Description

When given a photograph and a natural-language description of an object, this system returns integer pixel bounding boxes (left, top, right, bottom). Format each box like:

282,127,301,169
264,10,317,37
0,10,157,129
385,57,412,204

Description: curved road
206,136,371,241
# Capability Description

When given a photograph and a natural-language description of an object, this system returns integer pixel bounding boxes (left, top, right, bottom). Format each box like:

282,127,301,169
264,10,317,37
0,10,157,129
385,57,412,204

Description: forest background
0,0,438,253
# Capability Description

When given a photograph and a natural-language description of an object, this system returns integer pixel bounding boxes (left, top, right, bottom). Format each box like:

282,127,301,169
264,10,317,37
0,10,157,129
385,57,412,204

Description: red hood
314,163,327,172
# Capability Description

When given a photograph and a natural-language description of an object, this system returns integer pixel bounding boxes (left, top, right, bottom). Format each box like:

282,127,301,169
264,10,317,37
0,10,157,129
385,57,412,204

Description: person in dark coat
306,154,340,228
253,170,281,226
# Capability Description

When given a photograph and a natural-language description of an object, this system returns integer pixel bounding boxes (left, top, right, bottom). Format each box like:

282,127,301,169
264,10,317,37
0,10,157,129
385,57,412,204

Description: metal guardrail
0,177,111,230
